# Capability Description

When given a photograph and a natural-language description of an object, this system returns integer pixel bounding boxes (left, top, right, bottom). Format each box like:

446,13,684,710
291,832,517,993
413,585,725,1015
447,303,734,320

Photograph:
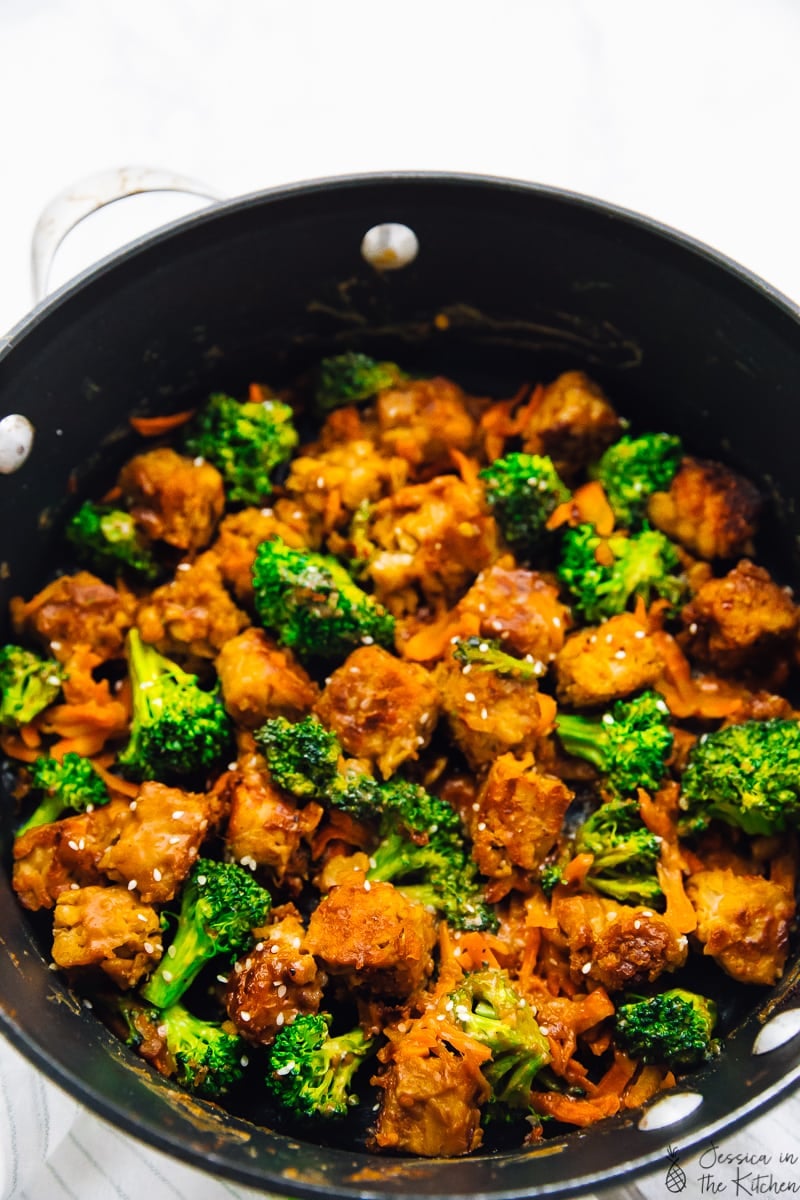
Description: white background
1,2,799,1198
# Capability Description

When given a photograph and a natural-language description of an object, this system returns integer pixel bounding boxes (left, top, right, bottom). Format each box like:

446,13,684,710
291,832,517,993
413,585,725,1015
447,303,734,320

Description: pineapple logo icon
665,1145,687,1193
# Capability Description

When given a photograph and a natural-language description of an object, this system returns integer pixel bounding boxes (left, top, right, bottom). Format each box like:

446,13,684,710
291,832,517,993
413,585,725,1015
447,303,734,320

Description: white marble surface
1,1,800,1197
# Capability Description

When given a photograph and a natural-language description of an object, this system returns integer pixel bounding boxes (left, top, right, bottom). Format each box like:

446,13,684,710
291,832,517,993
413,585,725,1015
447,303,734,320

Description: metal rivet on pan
752,1009,800,1056
638,1091,703,1131
0,415,34,474
360,223,419,270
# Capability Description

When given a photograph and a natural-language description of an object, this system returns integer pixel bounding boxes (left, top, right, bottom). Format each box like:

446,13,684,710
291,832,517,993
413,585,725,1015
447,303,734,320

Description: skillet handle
30,166,222,303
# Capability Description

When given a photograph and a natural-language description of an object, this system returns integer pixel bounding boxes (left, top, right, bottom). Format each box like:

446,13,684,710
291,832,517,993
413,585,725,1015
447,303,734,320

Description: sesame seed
477,822,486,832
50,641,62,652
193,455,205,467
479,642,489,652
143,942,154,954
217,973,229,983
271,944,279,954
240,1055,250,1067
688,622,698,635
605,633,614,644
168,945,177,959
228,761,237,771
634,629,646,639
240,1011,251,1022
83,997,93,1009
277,984,287,998
67,840,79,851
169,835,181,845
552,617,561,628
172,811,184,820
364,880,372,891
464,691,476,703
471,802,480,812
197,875,207,886
461,663,472,675
137,913,148,923
581,961,592,975
276,1012,284,1026
480,707,488,720
162,970,173,983
129,800,137,811
127,879,137,891
641,909,654,918
176,562,191,572
274,1060,294,1074
634,919,642,930
614,649,627,660
361,635,374,645
255,942,265,951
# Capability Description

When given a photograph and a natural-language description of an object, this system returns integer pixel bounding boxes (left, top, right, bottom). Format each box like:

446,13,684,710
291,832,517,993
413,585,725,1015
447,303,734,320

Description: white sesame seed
634,629,646,639
143,942,154,954
168,945,177,959
197,875,207,886
276,1012,284,1026
461,663,472,675
477,822,486,832
240,1011,251,1022
193,455,205,467
172,811,184,820
162,970,173,983
277,984,287,998
127,879,137,891
67,840,79,851
581,961,592,975
217,973,229,983
614,649,627,660
480,707,488,720
271,944,279,954
464,691,476,703
50,641,62,652
688,622,698,635
364,880,371,891
275,1062,295,1076
240,1055,250,1067
169,835,181,845
634,919,642,930
83,997,93,1009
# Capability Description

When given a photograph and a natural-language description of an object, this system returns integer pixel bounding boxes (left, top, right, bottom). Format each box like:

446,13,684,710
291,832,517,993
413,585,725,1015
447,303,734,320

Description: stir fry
2,356,797,1156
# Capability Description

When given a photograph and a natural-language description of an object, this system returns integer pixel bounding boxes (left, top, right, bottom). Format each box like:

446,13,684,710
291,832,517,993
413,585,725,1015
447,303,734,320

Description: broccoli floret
367,779,497,933
160,1002,248,1099
452,636,546,682
574,797,663,905
17,752,109,836
558,524,686,623
141,858,271,1009
255,714,382,819
314,352,405,412
103,993,246,1099
251,537,395,662
118,629,233,781
538,862,565,896
183,391,299,505
615,988,718,1068
449,968,551,1115
590,434,683,528
266,1012,374,1118
0,644,62,727
66,500,159,582
479,452,570,558
256,714,340,799
679,718,800,836
555,691,674,799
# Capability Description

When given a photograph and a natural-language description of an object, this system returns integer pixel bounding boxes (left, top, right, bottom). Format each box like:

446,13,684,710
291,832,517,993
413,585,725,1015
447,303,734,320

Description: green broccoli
66,500,159,582
251,537,395,662
449,968,551,1115
314,352,405,412
183,391,299,505
118,629,233,781
103,992,247,1099
256,714,340,799
555,690,674,799
366,778,497,933
140,857,272,1009
479,452,570,558
266,1012,374,1118
452,636,546,682
538,861,565,896
590,433,683,528
615,988,718,1068
678,718,800,836
574,797,663,905
558,523,686,623
0,644,62,727
17,752,109,836
254,714,381,818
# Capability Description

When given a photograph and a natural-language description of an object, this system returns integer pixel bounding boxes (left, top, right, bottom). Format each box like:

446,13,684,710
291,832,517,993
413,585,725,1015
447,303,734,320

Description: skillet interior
1,173,800,1198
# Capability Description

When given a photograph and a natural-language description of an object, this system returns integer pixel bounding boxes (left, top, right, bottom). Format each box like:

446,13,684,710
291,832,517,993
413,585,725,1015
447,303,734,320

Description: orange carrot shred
129,410,196,437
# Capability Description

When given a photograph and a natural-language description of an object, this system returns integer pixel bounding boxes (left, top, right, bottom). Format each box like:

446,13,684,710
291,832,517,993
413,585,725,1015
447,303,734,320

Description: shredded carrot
400,610,467,662
529,1091,621,1127
657,848,697,934
480,393,522,461
595,1050,638,1098
129,410,196,437
623,1065,675,1109
546,481,615,537
89,760,139,799
450,447,481,488
0,729,40,762
651,630,744,719
562,852,594,886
